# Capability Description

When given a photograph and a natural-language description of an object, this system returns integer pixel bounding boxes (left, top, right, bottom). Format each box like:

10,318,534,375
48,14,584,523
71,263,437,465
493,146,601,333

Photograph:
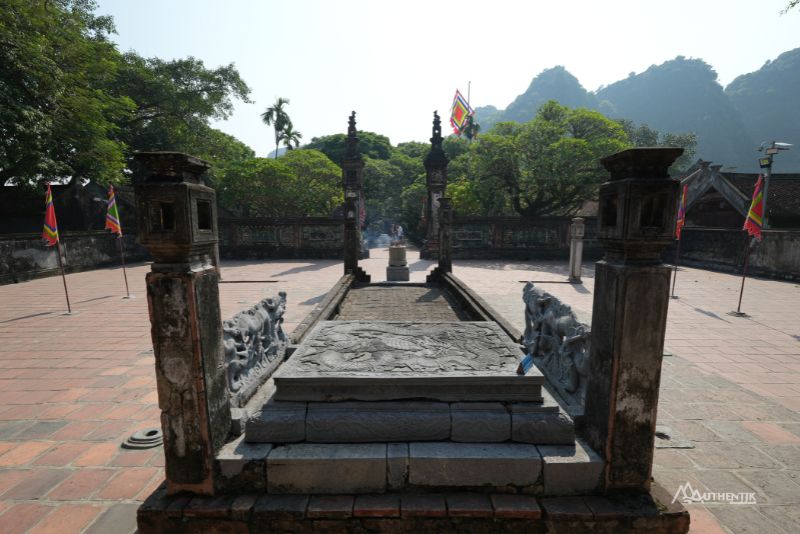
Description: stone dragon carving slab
522,283,590,408
222,292,287,408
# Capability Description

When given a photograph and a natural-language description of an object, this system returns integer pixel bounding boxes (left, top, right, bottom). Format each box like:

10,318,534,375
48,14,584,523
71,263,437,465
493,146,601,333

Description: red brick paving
0,251,797,532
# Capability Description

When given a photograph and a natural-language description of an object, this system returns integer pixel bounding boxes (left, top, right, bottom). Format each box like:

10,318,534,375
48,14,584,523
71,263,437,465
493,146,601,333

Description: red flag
42,184,59,246
675,183,688,240
743,175,764,240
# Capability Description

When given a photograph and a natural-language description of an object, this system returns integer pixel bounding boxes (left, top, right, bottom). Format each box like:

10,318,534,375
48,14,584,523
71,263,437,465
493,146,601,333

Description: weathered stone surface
408,442,541,487
512,405,575,445
451,402,510,442
387,443,408,490
267,444,387,494
246,400,306,443
522,282,590,410
215,435,272,493
273,321,542,402
222,293,287,408
538,439,604,495
306,402,449,443
386,265,410,282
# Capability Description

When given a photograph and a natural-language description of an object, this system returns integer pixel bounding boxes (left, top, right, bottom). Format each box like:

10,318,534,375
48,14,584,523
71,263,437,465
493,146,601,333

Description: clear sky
95,0,799,157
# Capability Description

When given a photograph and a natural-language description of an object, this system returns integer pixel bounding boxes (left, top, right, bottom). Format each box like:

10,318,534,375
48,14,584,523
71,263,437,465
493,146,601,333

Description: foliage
0,0,252,188
0,0,132,186
261,97,291,159
466,102,630,218
216,150,341,217
281,123,303,151
304,131,392,165
616,120,698,174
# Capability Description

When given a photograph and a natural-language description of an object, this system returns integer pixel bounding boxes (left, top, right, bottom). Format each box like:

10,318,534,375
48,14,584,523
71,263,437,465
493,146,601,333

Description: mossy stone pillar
583,147,681,492
134,152,231,495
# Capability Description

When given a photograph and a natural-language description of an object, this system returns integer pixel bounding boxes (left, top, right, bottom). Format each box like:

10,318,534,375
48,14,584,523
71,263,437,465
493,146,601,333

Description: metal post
55,241,72,313
117,236,131,298
670,237,682,299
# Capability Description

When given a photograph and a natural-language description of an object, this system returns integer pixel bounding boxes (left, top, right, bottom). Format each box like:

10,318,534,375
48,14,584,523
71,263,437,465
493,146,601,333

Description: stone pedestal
582,148,681,492
134,152,231,495
386,246,409,281
567,217,584,283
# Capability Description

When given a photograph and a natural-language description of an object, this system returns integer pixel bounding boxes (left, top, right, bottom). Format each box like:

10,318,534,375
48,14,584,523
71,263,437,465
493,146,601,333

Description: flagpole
670,237,682,299
117,235,131,298
731,234,751,317
55,240,72,313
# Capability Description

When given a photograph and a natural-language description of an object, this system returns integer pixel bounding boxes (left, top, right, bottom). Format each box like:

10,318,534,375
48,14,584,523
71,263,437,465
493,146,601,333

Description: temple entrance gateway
134,120,689,531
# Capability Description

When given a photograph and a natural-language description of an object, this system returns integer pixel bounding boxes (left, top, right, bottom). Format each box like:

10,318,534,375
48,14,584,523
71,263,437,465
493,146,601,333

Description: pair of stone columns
135,147,680,496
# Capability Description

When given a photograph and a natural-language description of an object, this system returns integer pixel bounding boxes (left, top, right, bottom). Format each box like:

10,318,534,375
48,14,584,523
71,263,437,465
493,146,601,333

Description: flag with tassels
743,175,764,240
42,183,59,246
450,89,473,135
105,185,123,235
675,183,688,239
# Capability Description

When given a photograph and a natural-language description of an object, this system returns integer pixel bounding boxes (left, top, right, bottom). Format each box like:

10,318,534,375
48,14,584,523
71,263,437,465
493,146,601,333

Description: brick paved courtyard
0,247,798,533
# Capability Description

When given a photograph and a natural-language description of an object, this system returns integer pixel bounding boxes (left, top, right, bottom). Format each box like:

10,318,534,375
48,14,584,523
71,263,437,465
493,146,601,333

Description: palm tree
261,97,291,159
281,122,302,151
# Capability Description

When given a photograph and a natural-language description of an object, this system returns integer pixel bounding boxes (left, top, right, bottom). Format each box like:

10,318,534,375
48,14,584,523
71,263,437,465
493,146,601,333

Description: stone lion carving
522,283,590,407
223,292,287,407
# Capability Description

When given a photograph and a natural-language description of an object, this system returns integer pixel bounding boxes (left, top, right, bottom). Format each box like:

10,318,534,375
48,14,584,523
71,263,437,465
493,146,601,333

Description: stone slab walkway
0,246,798,533
336,285,466,321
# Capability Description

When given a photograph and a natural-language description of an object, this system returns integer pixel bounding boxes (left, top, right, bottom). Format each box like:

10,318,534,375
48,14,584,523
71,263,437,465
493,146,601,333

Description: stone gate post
568,217,585,283
438,197,453,273
134,152,231,495
582,147,682,492
341,112,370,281
421,111,449,260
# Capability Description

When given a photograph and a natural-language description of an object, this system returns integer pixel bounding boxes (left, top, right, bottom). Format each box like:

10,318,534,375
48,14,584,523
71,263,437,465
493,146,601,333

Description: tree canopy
0,0,252,188
304,131,393,165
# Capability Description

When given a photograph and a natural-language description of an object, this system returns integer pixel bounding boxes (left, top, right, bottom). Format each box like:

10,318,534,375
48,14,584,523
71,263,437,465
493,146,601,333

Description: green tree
280,122,303,151
304,131,392,165
471,102,630,218
261,97,291,159
0,0,133,186
616,120,697,173
216,150,341,217
114,52,251,155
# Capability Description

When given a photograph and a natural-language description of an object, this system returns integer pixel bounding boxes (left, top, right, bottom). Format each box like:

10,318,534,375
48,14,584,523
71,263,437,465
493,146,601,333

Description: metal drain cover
122,428,163,449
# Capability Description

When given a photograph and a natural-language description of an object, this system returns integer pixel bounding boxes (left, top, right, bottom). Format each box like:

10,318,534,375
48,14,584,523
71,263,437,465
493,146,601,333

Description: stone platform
138,483,690,534
272,321,543,402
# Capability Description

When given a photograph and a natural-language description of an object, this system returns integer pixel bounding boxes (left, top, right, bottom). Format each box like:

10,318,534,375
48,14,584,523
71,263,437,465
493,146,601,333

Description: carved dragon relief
222,292,287,408
522,282,590,408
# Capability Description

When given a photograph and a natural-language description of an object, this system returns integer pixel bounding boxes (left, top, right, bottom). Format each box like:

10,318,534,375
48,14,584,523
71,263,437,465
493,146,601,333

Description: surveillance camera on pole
757,141,792,229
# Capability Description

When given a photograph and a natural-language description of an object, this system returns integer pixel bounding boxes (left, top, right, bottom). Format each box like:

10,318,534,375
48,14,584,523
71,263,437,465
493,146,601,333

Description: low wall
668,228,800,281
219,217,344,260
0,231,148,285
449,216,602,260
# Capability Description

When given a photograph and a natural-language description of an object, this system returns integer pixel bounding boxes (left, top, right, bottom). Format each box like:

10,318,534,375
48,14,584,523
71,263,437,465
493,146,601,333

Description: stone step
216,436,603,495
245,390,574,445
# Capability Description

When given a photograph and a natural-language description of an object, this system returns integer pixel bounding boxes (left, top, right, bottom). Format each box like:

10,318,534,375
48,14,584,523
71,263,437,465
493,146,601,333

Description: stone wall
0,231,147,285
449,217,602,260
219,217,343,260
667,228,800,281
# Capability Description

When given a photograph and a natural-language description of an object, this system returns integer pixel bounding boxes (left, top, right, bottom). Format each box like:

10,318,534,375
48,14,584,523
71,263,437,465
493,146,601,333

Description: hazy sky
96,0,799,157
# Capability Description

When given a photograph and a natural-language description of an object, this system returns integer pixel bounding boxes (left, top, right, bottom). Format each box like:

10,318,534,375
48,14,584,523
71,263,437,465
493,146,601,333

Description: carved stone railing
222,292,288,409
522,282,590,412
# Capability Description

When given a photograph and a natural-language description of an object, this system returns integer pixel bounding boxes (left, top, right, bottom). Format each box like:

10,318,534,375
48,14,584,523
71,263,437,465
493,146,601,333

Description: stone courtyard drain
122,428,163,449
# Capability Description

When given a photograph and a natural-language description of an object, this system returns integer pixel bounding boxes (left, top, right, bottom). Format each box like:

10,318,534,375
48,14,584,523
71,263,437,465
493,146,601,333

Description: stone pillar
582,147,682,493
421,111,449,260
342,112,365,261
438,197,453,273
567,217,585,283
134,152,231,496
343,194,359,274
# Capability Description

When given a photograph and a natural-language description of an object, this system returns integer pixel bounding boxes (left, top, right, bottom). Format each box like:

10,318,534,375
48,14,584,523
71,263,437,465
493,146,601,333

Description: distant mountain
596,57,754,170
473,50,800,171
475,66,597,132
726,48,800,171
